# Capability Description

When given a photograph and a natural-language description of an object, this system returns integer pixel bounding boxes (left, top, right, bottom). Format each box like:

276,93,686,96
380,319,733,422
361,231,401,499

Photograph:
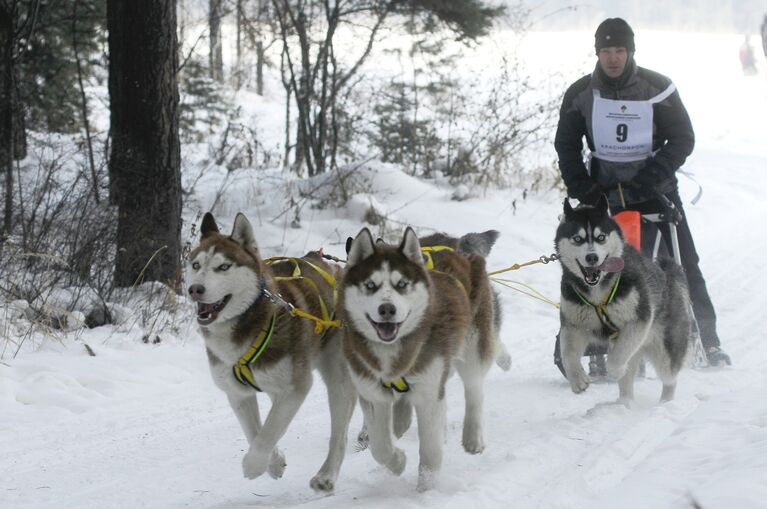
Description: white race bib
591,84,676,163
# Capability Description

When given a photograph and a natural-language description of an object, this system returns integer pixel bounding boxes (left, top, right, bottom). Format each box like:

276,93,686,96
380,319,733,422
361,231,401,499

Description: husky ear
347,228,376,267
595,194,609,215
400,227,424,266
200,212,220,239
563,198,576,220
231,213,258,249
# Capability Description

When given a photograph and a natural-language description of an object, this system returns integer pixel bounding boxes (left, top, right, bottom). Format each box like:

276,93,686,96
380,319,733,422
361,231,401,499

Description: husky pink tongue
599,256,624,273
374,322,400,342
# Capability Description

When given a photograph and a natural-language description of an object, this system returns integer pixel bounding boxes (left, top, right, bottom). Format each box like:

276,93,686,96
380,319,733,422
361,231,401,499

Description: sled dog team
186,198,691,492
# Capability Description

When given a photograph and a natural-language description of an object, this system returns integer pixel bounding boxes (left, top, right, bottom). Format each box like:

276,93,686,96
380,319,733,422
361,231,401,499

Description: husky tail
457,230,500,258
418,230,500,258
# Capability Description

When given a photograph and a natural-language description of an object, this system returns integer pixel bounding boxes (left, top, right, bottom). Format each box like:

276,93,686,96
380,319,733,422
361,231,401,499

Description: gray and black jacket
554,59,695,204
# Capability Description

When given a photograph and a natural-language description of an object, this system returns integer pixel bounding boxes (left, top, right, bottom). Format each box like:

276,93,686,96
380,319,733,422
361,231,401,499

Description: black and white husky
555,196,691,402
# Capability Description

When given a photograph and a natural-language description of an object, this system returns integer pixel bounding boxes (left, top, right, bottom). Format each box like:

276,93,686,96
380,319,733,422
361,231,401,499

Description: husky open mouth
197,295,231,325
578,257,624,287
366,314,406,342
578,263,602,286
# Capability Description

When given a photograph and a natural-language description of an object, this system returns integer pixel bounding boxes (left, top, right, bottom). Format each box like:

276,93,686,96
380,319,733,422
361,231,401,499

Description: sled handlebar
617,183,684,224
652,192,684,224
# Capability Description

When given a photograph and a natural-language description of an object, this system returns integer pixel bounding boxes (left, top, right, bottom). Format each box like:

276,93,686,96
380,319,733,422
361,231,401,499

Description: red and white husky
339,227,502,491
187,212,355,492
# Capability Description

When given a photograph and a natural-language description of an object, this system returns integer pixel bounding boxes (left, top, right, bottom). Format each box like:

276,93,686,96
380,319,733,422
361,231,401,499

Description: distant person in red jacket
739,35,757,75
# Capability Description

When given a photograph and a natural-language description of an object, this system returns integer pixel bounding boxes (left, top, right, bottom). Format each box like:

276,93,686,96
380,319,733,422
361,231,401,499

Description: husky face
187,213,263,326
555,196,624,287
343,228,430,344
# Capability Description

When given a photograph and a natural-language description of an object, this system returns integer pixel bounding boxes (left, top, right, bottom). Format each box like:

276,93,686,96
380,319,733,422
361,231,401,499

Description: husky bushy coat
555,196,691,402
419,230,511,372
339,227,500,491
186,212,355,492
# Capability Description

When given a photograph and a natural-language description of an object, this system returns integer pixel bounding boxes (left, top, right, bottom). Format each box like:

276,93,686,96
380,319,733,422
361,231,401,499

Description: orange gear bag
613,210,641,250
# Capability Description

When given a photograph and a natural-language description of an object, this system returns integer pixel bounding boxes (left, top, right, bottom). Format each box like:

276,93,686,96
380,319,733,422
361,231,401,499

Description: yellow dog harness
232,312,278,391
572,274,622,340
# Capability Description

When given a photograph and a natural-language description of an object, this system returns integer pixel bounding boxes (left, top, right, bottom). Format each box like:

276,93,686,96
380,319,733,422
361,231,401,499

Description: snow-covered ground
2,31,767,508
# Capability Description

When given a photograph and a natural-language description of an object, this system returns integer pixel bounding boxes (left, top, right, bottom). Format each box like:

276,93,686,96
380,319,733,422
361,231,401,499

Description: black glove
632,161,670,196
568,180,604,205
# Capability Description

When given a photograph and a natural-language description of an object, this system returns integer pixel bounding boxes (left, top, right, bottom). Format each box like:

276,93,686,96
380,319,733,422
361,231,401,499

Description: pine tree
107,0,182,288
18,0,106,133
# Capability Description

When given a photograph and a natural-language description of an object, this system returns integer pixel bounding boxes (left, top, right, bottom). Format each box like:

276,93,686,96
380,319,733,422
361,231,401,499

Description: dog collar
573,273,621,340
382,377,410,393
232,312,278,391
252,274,268,307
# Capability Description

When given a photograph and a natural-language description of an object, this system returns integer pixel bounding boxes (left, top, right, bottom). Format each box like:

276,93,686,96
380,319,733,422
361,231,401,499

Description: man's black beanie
595,18,635,52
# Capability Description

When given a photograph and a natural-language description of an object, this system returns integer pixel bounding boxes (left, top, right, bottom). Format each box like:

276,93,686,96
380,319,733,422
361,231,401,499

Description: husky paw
462,428,485,454
242,449,269,480
495,345,512,372
267,449,286,479
463,436,485,454
310,474,335,493
417,468,437,492
386,448,407,476
568,367,591,394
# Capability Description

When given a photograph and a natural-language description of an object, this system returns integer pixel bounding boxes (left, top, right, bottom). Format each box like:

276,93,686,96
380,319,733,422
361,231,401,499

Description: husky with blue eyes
555,196,691,403
186,212,355,493
339,227,500,491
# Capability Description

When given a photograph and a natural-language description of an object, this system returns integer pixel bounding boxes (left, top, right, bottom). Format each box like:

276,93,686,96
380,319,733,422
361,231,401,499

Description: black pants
611,190,720,348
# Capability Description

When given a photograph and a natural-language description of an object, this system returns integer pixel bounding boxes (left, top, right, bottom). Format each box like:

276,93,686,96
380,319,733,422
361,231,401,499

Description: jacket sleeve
554,79,593,196
649,86,695,178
